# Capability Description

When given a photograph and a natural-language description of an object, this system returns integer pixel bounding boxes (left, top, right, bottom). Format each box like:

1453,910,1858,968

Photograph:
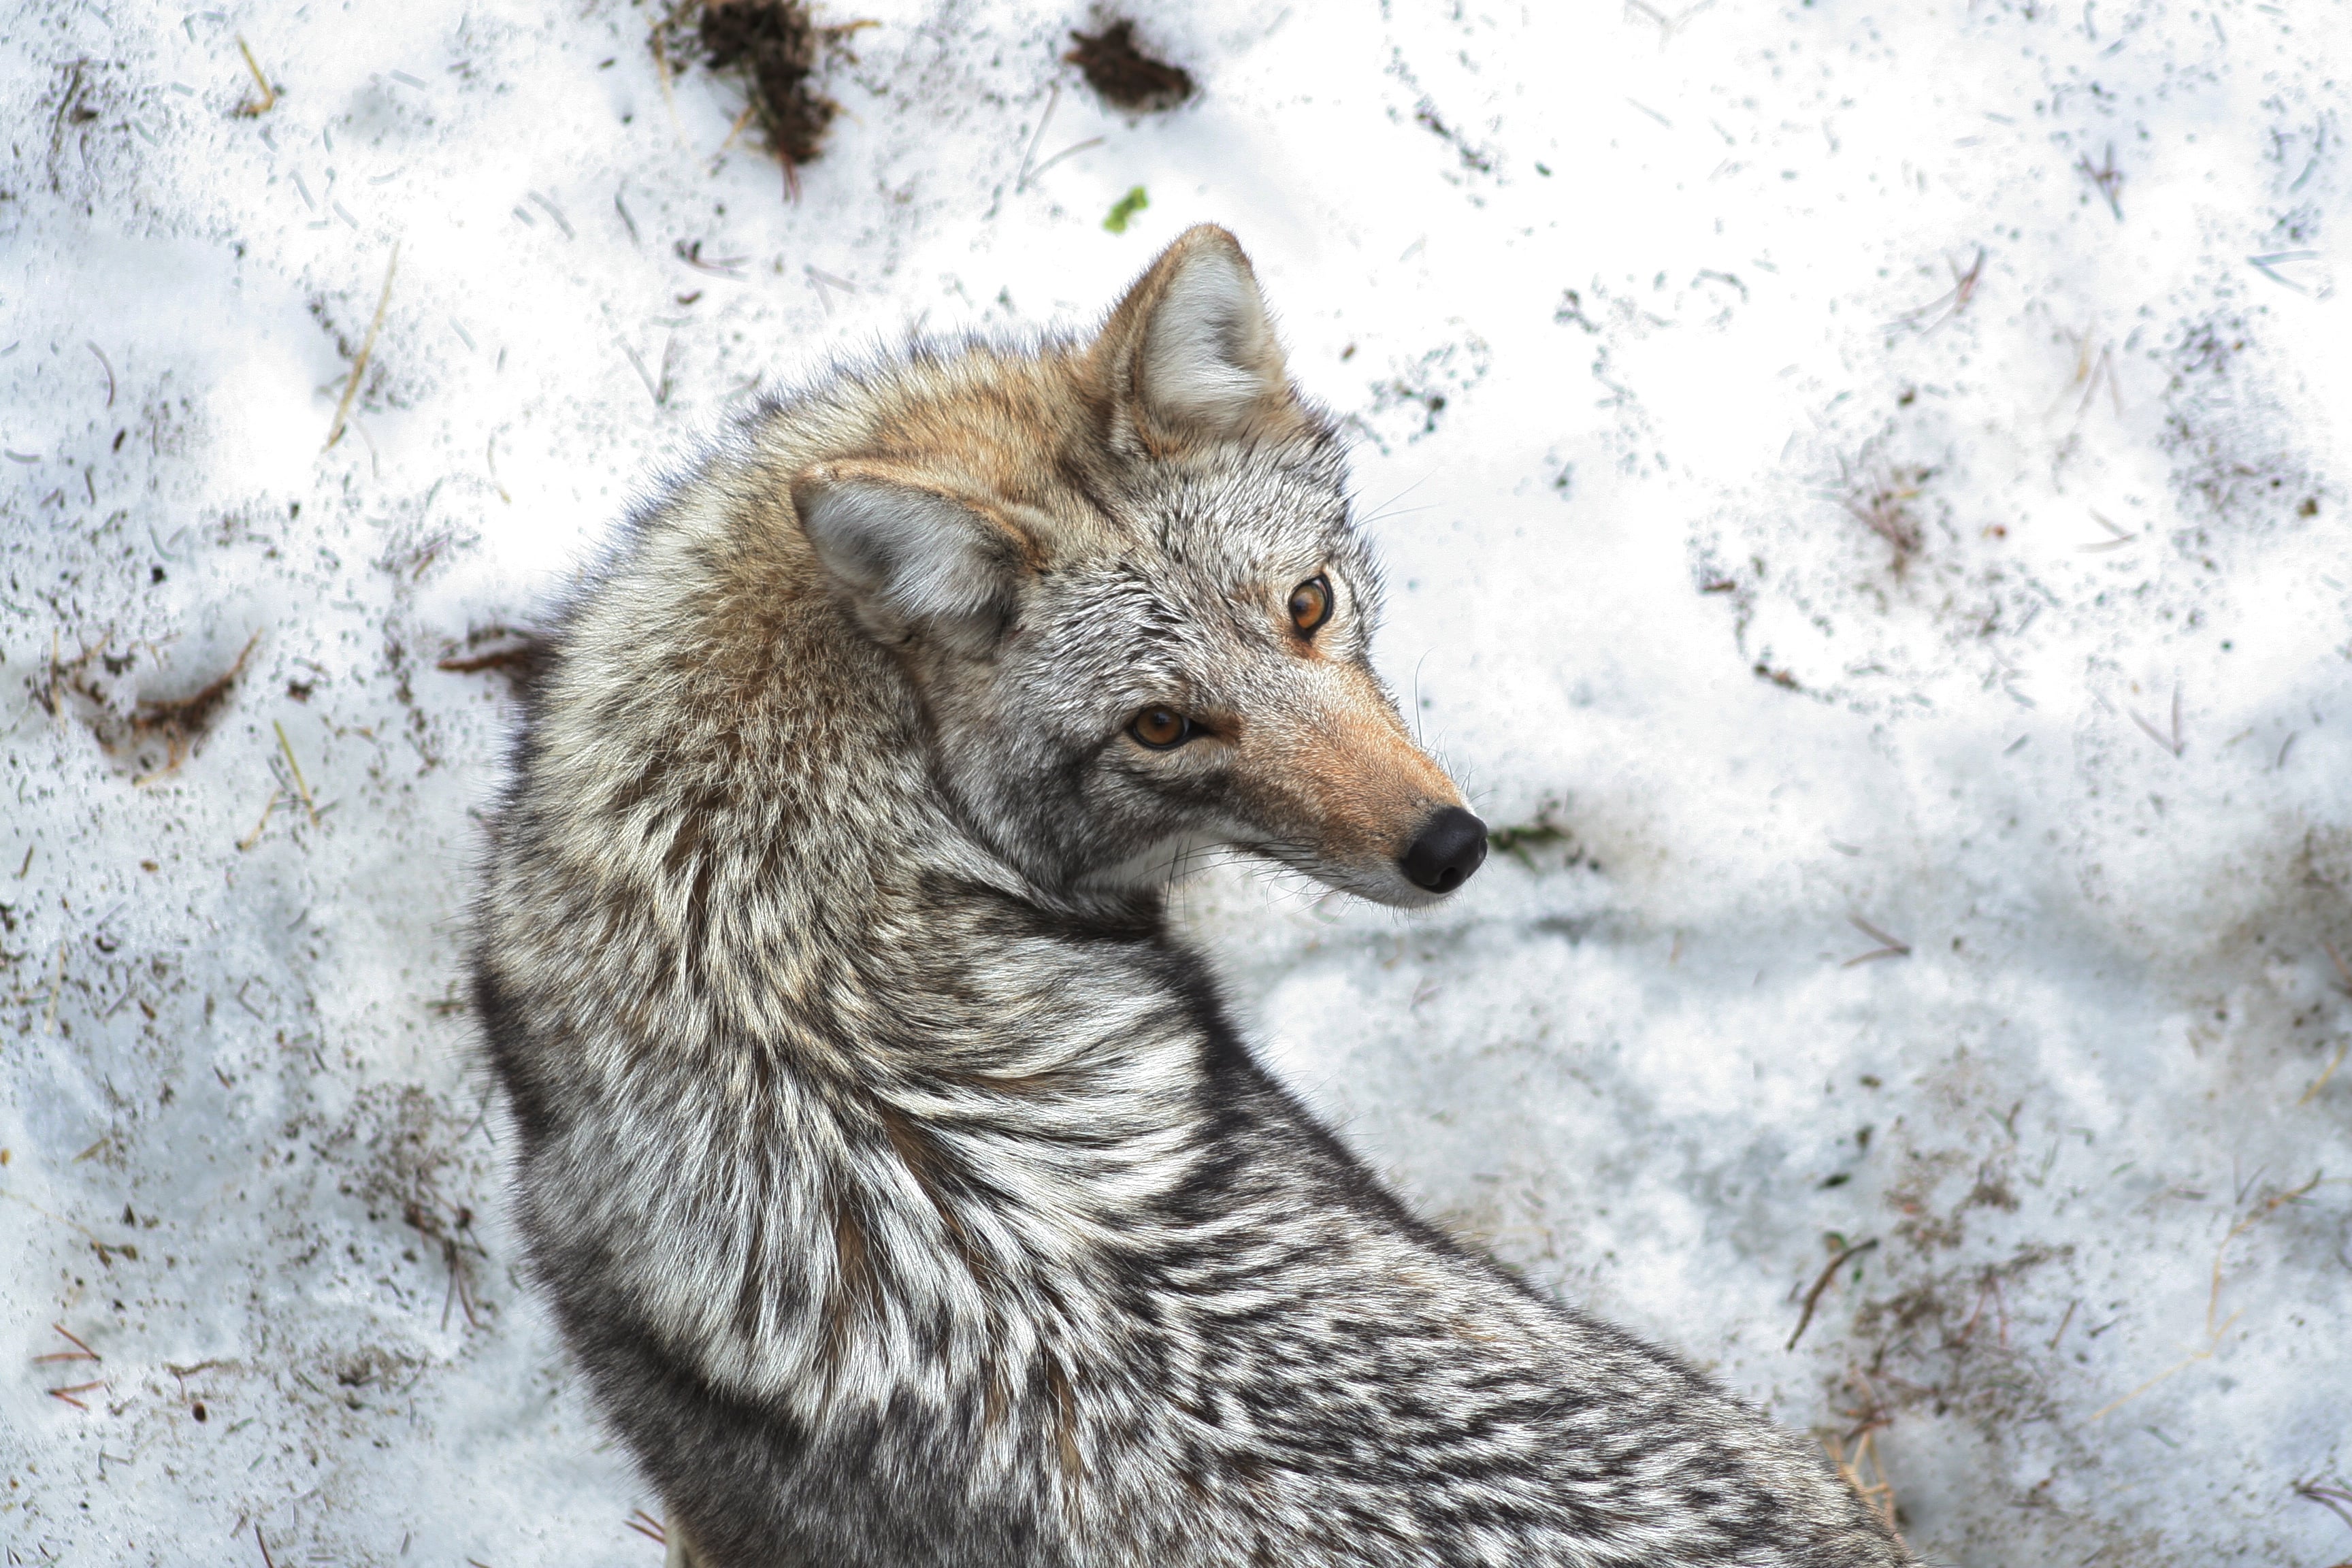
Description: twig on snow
86,340,114,407
2293,1475,2352,1536
2248,250,2321,295
1788,1237,1879,1350
2127,684,2183,758
2077,143,2124,218
2076,510,2137,553
1886,246,1984,332
1015,81,1058,193
1841,917,1911,968
48,1379,105,1411
32,1323,101,1364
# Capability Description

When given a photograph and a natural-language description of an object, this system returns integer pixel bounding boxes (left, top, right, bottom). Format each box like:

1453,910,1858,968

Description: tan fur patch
1229,663,1462,866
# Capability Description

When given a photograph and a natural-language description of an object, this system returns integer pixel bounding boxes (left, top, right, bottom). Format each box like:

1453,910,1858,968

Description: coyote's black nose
1400,807,1488,895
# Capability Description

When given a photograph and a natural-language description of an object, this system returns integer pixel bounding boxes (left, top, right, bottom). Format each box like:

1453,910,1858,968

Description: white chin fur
1105,835,1454,911
1268,851,1452,911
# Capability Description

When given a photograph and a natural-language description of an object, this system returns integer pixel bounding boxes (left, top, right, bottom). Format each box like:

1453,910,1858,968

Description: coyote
472,226,1912,1567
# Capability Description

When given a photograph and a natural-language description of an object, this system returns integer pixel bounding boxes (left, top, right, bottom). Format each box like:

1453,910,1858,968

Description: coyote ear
1096,225,1294,442
792,462,1032,653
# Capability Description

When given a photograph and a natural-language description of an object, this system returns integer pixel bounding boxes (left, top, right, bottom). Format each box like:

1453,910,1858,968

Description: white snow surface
3,0,2349,1562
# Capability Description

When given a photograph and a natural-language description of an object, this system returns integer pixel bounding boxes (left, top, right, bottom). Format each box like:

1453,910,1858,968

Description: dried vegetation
1833,455,1936,571
33,631,259,782
435,624,550,696
658,0,872,195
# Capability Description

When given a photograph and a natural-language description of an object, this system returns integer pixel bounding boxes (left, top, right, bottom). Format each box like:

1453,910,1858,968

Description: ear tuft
1099,225,1292,440
792,463,1029,652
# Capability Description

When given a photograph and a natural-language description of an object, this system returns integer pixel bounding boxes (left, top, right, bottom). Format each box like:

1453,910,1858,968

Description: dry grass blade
1831,456,1930,566
1841,916,1911,968
1026,133,1105,186
2077,510,2137,552
1886,245,1985,331
716,99,758,154
2300,1042,2349,1106
2126,685,2184,758
325,243,399,451
1823,1426,1904,1542
1015,81,1059,192
2295,1477,2352,1535
236,788,283,852
47,1379,104,1409
2089,1346,2216,1424
2248,250,2321,295
32,1322,101,1364
651,22,685,146
2093,1171,2320,1420
674,238,748,277
86,340,114,406
2077,142,2124,218
619,338,666,406
235,35,278,116
2323,938,2352,994
272,721,320,826
43,941,65,1033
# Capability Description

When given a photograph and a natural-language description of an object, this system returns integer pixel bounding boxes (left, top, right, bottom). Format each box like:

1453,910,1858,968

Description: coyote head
791,225,1485,908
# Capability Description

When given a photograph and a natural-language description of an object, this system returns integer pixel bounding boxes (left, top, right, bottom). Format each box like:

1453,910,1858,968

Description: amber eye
1128,706,1193,750
1288,574,1332,635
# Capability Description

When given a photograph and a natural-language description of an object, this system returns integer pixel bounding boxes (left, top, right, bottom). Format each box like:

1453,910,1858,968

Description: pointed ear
1094,225,1295,443
791,461,1035,653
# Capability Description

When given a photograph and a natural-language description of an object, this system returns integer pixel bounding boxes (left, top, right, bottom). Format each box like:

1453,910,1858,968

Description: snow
3,0,2348,1562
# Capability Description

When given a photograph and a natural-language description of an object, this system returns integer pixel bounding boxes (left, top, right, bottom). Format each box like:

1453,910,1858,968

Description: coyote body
472,228,1911,1567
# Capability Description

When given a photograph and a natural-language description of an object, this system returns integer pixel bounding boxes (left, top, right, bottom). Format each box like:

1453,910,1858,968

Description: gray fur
472,227,1914,1567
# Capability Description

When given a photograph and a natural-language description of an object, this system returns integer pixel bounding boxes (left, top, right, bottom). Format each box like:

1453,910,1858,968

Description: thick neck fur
483,350,1224,1422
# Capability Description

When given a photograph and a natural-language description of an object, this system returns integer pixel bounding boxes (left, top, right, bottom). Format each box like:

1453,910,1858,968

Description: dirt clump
1065,18,1194,112
685,0,865,194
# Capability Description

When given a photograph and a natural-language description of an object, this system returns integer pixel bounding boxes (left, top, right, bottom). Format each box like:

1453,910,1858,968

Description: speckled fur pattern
471,227,1915,1568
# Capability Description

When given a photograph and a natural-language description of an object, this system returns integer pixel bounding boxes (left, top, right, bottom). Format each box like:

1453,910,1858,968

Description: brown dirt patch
1066,18,1194,112
676,1,871,195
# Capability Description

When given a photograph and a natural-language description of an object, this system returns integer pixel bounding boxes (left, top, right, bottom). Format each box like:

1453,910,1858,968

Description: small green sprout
1102,185,1149,234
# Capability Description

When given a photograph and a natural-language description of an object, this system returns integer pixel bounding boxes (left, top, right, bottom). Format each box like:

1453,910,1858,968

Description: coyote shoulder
472,225,1912,1568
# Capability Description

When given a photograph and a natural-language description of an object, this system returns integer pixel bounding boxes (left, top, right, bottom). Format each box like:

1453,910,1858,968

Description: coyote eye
1288,574,1332,636
1128,706,1194,750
